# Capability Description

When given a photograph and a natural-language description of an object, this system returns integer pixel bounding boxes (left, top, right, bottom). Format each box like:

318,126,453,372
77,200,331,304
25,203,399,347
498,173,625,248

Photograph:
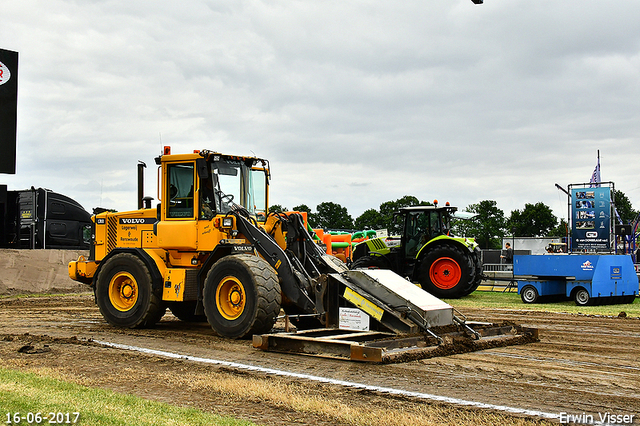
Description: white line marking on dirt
94,340,566,421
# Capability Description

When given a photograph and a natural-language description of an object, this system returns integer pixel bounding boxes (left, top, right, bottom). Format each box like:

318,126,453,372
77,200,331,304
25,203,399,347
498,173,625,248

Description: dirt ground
1,293,638,425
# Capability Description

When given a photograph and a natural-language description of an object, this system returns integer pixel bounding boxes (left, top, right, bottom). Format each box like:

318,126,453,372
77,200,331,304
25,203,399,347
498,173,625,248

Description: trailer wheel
169,302,207,322
95,253,165,328
203,254,281,339
520,285,539,304
574,288,592,306
418,244,474,299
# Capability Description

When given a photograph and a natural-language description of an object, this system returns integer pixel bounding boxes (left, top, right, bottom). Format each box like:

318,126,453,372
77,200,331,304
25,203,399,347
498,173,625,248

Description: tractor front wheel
203,254,281,339
350,255,389,270
95,253,166,328
418,244,474,299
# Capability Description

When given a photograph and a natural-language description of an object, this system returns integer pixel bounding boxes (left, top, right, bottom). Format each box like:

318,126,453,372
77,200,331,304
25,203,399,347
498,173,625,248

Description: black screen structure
0,49,18,175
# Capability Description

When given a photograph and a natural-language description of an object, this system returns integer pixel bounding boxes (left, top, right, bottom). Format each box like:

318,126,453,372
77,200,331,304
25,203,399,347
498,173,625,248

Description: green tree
612,189,638,224
314,202,354,229
354,209,385,230
268,204,287,214
292,204,312,213
548,218,569,238
507,202,557,237
379,196,430,234
455,200,505,249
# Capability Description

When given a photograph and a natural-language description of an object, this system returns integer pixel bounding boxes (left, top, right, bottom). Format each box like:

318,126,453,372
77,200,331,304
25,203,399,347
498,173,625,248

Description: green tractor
350,203,482,298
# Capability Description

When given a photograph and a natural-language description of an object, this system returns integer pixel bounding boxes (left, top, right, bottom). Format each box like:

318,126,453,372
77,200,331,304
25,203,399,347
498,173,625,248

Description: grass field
0,368,255,426
445,290,639,317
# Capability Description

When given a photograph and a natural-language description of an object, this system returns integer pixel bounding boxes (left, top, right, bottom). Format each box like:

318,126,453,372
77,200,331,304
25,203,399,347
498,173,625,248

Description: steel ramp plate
342,269,454,328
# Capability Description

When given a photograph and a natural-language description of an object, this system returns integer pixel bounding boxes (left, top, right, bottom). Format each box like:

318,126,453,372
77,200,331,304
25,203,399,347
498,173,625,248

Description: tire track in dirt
1,295,638,423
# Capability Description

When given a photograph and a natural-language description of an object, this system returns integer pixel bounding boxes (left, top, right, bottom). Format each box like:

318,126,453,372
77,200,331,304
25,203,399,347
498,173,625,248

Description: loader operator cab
165,152,269,221
209,158,267,219
161,149,270,223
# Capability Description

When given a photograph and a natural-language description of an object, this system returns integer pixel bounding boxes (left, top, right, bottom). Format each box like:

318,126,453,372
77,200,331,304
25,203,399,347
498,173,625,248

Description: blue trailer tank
514,254,638,306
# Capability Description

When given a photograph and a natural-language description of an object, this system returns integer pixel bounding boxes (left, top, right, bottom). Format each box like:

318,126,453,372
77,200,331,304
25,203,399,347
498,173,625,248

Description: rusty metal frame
253,323,539,363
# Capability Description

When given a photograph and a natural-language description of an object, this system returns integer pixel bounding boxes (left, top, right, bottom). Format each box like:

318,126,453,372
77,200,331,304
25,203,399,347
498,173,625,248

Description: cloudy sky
3,0,640,223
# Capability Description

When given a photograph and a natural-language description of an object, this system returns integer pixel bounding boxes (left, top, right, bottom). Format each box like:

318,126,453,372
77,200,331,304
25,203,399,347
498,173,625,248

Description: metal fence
483,263,512,272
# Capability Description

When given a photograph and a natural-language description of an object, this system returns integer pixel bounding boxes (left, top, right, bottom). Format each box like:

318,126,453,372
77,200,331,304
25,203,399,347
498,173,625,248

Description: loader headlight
222,217,233,228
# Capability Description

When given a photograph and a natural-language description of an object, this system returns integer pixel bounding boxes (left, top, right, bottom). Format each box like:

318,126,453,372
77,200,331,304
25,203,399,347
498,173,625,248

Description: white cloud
2,0,640,221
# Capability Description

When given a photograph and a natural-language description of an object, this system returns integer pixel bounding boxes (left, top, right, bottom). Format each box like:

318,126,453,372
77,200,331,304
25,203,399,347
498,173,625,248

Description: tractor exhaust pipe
137,161,146,209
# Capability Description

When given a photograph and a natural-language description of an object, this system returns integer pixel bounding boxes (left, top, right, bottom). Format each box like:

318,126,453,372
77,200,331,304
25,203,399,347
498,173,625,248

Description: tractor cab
400,204,457,260
352,202,482,298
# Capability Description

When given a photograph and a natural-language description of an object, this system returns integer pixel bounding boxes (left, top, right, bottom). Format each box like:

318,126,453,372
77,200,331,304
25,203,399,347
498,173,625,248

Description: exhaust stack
137,161,146,209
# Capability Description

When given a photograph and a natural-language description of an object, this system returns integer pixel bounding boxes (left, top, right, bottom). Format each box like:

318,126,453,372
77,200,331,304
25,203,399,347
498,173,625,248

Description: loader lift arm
232,210,317,313
231,208,348,317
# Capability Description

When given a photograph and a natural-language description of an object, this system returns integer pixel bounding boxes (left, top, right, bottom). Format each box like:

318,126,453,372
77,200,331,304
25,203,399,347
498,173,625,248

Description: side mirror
196,158,209,180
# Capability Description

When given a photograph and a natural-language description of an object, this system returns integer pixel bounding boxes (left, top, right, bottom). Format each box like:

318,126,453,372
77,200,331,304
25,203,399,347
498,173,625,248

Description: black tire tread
203,254,281,338
350,255,388,270
96,253,165,329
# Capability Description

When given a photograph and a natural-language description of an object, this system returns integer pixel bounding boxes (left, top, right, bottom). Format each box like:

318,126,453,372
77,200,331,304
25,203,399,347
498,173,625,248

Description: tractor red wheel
418,244,474,299
429,257,462,290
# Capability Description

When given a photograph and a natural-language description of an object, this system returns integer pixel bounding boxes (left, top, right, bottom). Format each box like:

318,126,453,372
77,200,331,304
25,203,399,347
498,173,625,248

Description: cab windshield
207,159,268,218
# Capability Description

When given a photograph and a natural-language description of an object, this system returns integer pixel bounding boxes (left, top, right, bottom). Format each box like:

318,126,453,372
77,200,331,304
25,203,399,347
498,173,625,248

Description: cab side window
167,163,194,218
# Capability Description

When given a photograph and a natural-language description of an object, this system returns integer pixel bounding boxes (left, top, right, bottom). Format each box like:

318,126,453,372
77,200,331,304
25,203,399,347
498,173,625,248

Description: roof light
164,146,171,155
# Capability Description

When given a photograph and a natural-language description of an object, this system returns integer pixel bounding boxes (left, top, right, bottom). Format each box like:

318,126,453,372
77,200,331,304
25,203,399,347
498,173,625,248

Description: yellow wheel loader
69,147,536,362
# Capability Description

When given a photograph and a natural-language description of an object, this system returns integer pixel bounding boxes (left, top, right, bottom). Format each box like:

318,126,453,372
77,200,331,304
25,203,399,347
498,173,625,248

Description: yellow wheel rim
108,272,139,312
216,276,246,320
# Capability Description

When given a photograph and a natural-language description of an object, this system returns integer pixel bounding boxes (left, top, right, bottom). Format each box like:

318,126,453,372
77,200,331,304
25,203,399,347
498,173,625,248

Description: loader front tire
95,253,166,328
203,254,281,339
418,244,474,299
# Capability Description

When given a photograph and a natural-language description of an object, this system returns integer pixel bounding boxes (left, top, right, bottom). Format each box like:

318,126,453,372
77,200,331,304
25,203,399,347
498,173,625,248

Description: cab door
156,161,199,250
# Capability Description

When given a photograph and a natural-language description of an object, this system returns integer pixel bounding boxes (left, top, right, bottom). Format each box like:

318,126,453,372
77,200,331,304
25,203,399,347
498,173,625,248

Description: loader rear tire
95,253,166,328
418,244,474,299
169,301,207,322
203,254,281,339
